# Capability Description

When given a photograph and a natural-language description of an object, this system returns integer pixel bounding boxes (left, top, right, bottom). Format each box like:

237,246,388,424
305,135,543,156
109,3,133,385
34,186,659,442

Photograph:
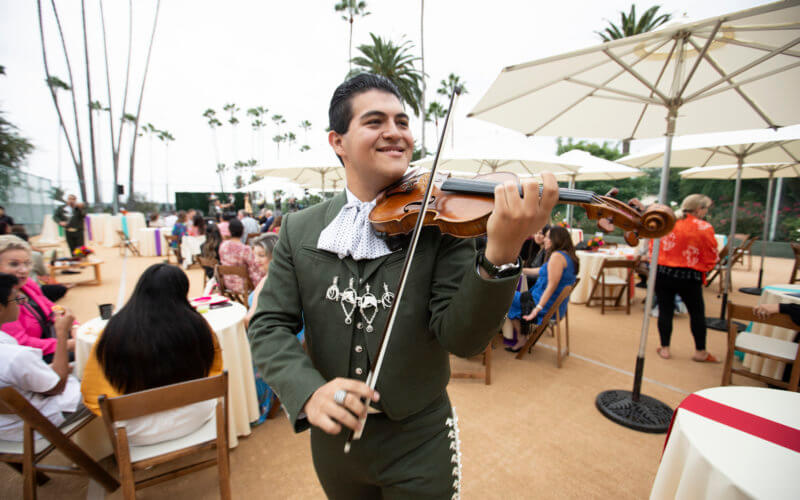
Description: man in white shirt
238,209,260,243
0,273,85,441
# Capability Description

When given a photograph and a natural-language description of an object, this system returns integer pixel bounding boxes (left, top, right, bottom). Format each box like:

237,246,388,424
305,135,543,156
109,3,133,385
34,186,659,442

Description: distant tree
436,73,467,147
215,162,226,191
426,101,446,142
300,144,311,152
299,120,312,143
596,5,671,42
157,129,175,202
334,0,370,72
349,33,424,116
0,111,34,171
286,131,297,153
272,134,286,159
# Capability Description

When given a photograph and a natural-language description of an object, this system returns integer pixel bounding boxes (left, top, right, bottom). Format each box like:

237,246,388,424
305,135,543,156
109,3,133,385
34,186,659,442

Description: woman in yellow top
81,263,223,445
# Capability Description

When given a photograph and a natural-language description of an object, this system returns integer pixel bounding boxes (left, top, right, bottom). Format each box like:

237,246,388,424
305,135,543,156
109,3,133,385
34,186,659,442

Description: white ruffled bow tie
317,197,392,261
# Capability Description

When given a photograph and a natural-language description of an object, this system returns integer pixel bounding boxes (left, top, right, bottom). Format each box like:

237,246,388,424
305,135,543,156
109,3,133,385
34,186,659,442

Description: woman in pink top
0,235,77,361
218,219,264,294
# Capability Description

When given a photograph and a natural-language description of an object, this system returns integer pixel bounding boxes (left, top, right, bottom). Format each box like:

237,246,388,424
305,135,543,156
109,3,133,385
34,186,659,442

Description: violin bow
344,86,463,453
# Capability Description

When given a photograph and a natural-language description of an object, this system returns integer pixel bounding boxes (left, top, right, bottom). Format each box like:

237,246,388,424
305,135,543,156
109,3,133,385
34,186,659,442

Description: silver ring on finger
333,389,348,406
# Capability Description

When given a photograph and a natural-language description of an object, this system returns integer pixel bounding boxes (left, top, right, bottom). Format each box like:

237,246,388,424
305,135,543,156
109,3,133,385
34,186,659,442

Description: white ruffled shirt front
317,189,392,261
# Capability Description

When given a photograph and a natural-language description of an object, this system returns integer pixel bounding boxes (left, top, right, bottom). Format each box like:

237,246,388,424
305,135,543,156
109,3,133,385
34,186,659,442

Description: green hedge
175,192,244,214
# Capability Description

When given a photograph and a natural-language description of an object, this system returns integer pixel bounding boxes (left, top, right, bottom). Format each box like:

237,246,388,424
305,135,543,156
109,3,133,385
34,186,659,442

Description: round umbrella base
595,390,673,433
706,317,745,332
739,286,762,296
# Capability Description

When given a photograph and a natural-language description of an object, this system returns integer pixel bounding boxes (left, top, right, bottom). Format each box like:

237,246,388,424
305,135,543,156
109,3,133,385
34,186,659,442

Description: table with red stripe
651,386,800,499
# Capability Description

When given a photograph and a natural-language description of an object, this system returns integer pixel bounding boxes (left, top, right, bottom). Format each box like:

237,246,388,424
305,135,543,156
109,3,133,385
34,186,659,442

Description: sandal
656,347,670,359
692,353,720,363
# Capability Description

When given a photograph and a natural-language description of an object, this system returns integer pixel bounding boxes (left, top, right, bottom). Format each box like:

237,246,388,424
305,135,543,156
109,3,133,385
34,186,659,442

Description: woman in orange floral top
653,194,719,362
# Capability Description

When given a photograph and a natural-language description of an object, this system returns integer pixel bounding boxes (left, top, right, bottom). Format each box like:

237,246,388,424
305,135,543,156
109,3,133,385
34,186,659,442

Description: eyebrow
359,110,410,122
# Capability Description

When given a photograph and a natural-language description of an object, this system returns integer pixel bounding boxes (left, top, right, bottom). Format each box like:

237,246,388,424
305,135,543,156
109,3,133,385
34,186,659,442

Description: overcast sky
0,0,769,202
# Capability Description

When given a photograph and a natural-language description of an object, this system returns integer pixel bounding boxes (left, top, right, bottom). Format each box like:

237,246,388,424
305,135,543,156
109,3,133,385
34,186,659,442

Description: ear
328,130,346,160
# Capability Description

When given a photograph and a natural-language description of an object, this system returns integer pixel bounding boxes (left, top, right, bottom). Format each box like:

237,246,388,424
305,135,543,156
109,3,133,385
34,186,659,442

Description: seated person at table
505,226,578,352
188,213,206,236
0,273,88,441
520,224,549,290
10,229,70,302
200,225,223,280
218,219,264,294
0,235,77,361
754,302,800,386
171,210,188,248
80,263,223,445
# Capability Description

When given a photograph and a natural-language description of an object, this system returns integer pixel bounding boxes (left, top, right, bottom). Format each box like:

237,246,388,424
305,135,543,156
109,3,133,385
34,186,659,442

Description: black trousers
310,393,460,500
655,272,707,351
65,229,84,254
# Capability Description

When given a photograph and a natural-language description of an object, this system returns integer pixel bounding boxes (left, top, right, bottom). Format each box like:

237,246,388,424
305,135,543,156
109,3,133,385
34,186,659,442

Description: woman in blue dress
505,225,578,352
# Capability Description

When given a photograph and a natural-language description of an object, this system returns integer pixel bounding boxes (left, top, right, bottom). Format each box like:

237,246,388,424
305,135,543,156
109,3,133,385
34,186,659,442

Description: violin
370,170,675,247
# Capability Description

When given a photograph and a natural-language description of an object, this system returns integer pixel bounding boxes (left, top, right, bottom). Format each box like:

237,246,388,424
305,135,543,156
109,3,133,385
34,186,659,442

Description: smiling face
0,249,32,282
329,89,413,200
543,230,553,251
253,245,271,273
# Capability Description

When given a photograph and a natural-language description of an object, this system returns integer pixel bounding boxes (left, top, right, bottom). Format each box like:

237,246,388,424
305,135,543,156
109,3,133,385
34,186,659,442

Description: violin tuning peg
597,218,615,233
604,188,619,199
624,231,640,247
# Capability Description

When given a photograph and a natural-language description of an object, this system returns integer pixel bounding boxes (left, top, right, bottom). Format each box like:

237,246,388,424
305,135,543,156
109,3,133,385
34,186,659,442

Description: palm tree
224,102,240,159
349,33,424,116
286,132,297,153
300,145,311,152
46,76,71,187
81,0,100,203
597,4,671,154
436,73,467,147
596,5,671,42
157,129,174,203
334,0,370,72
272,134,285,159
426,101,446,141
299,120,312,143
215,162,227,192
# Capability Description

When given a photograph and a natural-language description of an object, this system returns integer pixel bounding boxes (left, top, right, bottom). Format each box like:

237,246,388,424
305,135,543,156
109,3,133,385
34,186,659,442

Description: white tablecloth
569,228,584,246
137,227,170,257
571,248,636,304
181,235,206,266
651,386,800,499
84,213,110,245
74,302,259,448
39,215,63,243
742,284,800,379
101,212,146,247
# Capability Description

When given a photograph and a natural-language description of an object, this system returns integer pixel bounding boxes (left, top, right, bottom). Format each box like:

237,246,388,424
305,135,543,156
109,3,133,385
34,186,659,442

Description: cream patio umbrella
469,0,800,432
255,155,346,194
680,161,800,294
621,126,800,328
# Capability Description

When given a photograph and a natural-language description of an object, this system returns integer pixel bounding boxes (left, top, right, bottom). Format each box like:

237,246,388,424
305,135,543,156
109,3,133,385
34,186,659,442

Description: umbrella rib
684,35,800,102
629,41,678,140
603,48,670,103
779,143,800,163
719,22,800,32
677,21,723,99
696,59,800,101
563,78,661,105
696,33,800,58
683,38,783,128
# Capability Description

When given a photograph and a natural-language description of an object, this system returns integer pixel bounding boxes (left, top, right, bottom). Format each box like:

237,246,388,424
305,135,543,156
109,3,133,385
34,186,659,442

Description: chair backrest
0,387,119,492
517,284,574,359
197,256,219,268
599,257,637,271
116,229,129,241
215,265,254,304
728,303,799,332
245,232,261,245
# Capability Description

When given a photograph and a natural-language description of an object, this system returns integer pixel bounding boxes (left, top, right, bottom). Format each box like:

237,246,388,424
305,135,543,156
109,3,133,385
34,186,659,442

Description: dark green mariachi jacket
248,192,519,432
53,204,85,230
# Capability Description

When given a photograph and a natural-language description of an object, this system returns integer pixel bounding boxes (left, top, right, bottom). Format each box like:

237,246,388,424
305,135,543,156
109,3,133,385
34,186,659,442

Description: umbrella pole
740,171,775,295
567,176,575,227
595,112,675,434
706,157,745,332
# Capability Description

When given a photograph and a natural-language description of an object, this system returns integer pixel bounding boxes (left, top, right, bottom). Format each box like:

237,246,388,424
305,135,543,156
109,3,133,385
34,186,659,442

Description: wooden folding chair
214,265,254,305
790,243,800,284
734,233,754,270
115,229,140,257
450,336,494,385
715,235,758,292
722,303,799,391
197,256,219,289
0,388,119,499
705,245,729,290
586,257,637,314
98,372,231,500
516,284,574,367
164,235,183,265
244,232,261,245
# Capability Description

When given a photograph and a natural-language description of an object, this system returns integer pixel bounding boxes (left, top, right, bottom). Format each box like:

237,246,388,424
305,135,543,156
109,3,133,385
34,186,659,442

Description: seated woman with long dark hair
81,263,223,445
505,226,578,352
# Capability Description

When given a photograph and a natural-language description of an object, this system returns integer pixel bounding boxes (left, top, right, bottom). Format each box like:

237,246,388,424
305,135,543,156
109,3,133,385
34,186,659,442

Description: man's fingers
316,415,342,435
539,172,559,212
329,403,363,432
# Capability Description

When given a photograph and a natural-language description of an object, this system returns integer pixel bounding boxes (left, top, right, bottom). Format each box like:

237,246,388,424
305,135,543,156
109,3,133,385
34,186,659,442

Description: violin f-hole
403,197,436,213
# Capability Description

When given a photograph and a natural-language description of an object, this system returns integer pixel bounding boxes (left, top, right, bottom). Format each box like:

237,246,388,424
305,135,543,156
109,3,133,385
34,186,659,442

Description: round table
180,235,206,267
74,302,259,448
571,248,636,304
651,386,800,499
743,284,800,379
38,215,63,243
137,227,171,257
84,213,110,245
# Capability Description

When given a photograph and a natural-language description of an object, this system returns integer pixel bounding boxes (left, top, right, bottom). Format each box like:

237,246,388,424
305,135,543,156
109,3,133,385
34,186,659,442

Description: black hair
95,263,215,394
228,218,244,238
192,214,206,235
0,273,18,305
328,73,402,135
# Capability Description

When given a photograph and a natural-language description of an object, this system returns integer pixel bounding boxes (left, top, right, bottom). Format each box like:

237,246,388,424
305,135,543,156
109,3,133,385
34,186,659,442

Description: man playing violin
248,73,558,499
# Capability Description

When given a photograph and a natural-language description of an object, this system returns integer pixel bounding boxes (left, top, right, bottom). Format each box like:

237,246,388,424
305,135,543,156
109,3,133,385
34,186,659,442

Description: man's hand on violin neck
484,173,558,265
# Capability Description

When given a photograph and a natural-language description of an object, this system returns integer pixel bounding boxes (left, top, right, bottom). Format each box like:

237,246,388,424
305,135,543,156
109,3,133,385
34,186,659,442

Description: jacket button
355,345,363,353
356,322,363,329
355,368,363,375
